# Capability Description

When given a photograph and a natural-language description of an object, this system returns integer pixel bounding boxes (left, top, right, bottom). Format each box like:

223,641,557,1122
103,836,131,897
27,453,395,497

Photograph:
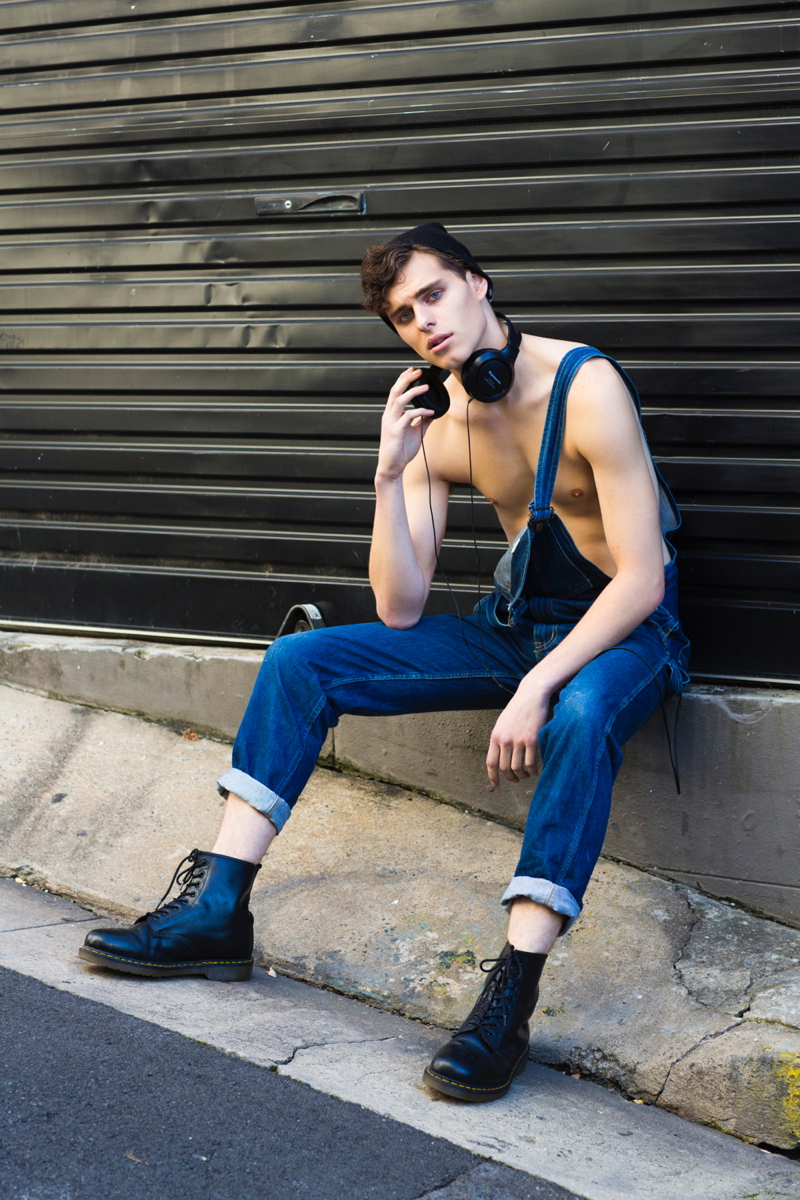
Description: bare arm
369,367,450,628
487,359,667,785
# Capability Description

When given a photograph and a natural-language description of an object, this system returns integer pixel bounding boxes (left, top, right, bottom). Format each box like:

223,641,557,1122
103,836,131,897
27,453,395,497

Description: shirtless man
80,223,690,1104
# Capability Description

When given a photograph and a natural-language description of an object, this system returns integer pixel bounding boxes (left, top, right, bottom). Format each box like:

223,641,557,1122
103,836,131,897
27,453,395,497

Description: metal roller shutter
0,0,798,680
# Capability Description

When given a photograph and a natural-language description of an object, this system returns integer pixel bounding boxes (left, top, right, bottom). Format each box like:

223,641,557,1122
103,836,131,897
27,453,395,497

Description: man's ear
466,271,488,301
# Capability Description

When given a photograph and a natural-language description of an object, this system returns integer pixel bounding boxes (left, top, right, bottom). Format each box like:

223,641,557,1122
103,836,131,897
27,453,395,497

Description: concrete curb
3,682,800,1149
1,632,799,926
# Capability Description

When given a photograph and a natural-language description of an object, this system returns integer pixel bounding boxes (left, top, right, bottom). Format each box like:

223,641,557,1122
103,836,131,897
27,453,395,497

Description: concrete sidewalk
2,682,800,1152
2,878,799,1200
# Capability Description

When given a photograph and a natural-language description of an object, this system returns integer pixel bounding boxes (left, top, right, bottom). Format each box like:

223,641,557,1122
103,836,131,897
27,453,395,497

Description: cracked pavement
1,879,799,1200
3,684,800,1152
522,859,800,1146
677,891,800,1022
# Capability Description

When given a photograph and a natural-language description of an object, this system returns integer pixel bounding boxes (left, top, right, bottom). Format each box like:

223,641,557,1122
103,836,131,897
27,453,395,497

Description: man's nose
415,307,434,331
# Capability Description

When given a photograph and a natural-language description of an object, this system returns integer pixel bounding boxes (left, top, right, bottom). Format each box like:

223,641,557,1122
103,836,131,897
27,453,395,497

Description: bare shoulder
568,354,636,420
520,334,633,415
563,355,645,465
522,332,585,376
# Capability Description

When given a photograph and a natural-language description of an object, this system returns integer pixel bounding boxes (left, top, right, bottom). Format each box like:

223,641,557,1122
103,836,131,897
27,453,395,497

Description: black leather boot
78,849,261,982
423,944,546,1102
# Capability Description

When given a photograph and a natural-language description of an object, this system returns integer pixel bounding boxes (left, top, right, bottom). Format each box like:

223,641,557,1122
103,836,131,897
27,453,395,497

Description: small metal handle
255,191,366,217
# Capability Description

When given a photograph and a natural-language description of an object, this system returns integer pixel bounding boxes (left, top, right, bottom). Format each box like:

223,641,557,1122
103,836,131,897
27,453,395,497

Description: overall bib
219,348,690,929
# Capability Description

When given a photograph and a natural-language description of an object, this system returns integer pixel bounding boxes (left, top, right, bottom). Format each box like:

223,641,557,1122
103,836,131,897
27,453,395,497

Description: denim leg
218,613,534,831
501,621,677,930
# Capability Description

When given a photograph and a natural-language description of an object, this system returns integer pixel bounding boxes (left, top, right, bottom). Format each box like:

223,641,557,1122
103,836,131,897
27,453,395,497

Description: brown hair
360,241,468,320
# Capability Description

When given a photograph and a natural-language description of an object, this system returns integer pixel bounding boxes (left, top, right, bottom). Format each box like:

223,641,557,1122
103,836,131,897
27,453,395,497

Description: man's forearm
485,567,666,786
369,473,429,628
524,569,665,698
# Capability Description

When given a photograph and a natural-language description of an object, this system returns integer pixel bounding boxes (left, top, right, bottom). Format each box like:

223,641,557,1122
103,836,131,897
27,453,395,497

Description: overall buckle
527,506,553,533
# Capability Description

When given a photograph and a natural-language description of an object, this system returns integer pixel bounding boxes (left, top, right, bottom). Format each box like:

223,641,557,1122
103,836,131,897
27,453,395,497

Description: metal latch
255,191,366,217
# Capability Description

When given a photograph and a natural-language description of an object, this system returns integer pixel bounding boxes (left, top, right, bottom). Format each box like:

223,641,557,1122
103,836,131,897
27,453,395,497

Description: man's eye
428,290,442,302
397,310,412,324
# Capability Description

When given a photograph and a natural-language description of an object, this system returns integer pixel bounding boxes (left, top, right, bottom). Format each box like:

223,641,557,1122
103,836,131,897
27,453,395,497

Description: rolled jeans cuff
501,876,581,935
216,768,292,834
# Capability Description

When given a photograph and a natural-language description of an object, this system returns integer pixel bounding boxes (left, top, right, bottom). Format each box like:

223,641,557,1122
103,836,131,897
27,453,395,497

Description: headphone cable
419,432,472,661
465,398,517,695
419,409,682,792
419,411,519,696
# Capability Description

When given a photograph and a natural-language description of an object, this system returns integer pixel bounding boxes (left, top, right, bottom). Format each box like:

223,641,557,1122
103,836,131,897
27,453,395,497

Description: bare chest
437,412,601,544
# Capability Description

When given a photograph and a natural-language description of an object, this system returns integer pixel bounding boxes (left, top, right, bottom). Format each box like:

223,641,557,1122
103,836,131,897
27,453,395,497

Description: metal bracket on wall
255,191,366,216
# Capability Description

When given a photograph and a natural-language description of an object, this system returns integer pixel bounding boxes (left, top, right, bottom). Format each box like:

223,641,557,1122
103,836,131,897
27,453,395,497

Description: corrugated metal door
1,0,798,681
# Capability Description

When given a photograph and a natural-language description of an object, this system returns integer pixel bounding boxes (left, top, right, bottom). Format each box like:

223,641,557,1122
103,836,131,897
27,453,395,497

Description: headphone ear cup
461,315,520,403
415,369,451,419
462,351,514,404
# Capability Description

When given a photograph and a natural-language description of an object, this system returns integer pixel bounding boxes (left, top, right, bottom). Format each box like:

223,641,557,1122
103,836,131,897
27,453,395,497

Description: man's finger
395,407,434,431
486,742,500,788
386,384,429,415
401,383,430,404
511,743,533,780
387,369,422,402
498,740,522,783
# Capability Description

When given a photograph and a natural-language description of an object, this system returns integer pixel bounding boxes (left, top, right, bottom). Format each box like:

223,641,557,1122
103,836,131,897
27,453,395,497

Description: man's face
384,251,489,371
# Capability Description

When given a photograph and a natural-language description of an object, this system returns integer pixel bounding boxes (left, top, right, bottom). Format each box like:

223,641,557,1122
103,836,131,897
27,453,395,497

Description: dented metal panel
0,0,798,678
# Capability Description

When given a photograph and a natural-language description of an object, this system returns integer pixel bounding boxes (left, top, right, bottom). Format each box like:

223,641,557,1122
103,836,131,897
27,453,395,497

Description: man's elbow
375,600,423,630
378,612,422,631
647,572,665,613
383,615,420,631
619,567,665,617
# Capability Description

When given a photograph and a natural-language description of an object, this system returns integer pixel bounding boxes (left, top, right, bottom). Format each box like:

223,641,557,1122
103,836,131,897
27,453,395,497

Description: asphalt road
0,966,583,1200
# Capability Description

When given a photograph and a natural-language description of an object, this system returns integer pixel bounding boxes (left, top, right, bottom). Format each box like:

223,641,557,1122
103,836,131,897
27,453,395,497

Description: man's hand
370,367,447,629
376,367,436,482
486,676,552,787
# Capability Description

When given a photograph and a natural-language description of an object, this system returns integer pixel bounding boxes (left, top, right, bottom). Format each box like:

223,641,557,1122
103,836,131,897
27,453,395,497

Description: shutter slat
1,0,798,677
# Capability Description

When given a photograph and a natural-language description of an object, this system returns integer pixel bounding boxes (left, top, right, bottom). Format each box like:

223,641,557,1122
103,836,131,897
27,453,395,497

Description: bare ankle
507,897,565,955
211,793,277,864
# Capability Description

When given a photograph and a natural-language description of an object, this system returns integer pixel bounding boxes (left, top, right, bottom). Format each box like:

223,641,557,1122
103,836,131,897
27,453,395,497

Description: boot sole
78,945,253,982
422,1050,528,1103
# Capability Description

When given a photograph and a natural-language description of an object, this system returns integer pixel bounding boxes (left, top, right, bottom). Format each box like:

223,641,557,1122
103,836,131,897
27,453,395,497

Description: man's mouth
427,332,453,353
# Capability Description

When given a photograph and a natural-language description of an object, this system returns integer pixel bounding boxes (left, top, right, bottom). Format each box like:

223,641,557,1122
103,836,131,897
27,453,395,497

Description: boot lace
137,849,208,924
460,950,522,1035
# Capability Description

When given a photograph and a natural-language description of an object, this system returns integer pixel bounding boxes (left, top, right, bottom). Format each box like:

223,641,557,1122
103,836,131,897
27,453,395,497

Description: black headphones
411,314,521,419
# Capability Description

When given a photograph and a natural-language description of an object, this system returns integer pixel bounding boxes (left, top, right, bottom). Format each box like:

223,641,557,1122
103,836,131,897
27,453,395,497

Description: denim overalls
219,347,690,930
491,345,683,630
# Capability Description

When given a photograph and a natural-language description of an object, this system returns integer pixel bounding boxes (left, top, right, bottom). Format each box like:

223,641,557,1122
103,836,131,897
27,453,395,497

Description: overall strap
529,346,634,519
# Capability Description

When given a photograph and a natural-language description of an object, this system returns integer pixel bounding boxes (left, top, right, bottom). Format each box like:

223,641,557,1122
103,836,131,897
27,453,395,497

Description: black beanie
375,222,493,331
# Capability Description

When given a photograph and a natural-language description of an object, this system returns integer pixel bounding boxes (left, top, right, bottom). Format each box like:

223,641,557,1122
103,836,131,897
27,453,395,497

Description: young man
80,223,690,1104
